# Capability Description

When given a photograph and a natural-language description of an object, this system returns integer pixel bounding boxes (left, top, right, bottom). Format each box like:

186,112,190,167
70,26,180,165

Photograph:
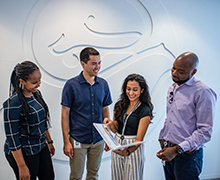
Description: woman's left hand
113,148,129,157
48,144,55,157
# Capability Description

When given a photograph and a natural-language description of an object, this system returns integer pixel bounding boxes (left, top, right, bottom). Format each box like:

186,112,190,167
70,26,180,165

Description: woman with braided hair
3,61,55,180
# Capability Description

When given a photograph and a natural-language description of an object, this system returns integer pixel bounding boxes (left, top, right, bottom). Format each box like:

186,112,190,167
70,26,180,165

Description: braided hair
10,61,50,124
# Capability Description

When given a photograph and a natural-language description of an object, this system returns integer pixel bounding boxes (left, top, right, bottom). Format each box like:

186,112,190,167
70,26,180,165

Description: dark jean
5,145,54,180
164,148,203,180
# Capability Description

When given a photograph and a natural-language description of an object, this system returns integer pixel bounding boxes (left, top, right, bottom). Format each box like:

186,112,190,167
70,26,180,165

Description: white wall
0,0,219,179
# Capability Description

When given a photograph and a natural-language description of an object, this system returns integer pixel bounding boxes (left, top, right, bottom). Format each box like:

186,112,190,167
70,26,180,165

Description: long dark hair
114,74,154,122
10,61,50,123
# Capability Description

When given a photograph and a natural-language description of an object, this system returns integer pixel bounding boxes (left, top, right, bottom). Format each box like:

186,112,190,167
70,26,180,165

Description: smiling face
126,80,143,103
81,55,101,77
19,69,42,97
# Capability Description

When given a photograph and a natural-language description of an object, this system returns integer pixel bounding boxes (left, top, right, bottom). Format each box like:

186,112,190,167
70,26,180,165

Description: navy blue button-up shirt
61,71,112,144
3,91,48,156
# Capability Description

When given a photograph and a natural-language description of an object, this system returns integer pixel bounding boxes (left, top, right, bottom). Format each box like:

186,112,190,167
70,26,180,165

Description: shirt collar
79,71,100,84
173,76,195,88
184,76,195,86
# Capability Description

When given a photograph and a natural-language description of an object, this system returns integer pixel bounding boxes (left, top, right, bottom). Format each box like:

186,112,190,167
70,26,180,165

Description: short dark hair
80,47,100,63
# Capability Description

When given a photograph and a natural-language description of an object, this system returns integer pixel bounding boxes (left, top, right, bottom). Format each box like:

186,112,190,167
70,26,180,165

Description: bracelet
126,148,131,156
48,140,53,144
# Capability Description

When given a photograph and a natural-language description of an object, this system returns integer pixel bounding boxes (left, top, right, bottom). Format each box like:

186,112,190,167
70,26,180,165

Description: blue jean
163,148,203,180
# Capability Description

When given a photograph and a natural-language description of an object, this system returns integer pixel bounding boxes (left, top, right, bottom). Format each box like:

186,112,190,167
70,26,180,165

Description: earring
19,83,24,89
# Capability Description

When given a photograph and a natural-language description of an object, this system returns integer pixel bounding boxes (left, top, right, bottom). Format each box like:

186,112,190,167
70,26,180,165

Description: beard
172,77,189,85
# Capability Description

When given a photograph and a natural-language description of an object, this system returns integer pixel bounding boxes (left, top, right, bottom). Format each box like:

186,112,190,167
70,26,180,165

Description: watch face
177,145,184,154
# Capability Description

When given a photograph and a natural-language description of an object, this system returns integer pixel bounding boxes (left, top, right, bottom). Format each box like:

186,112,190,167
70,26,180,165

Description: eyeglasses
169,92,174,104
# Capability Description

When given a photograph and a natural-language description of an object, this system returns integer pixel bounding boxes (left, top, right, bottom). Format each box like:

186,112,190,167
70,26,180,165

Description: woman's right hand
18,164,30,180
103,117,112,124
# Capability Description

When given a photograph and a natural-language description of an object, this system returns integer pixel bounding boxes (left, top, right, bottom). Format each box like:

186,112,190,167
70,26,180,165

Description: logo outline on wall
22,0,177,161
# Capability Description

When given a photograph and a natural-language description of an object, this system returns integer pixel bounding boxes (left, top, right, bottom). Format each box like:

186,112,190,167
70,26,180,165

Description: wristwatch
176,145,184,154
48,140,53,144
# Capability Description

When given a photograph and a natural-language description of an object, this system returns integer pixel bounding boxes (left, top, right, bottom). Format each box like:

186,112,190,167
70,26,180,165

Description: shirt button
91,94,94,96
92,103,94,106
92,113,94,115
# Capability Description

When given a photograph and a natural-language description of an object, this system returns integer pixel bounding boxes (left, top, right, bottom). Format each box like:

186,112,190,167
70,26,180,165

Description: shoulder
137,103,150,115
63,76,80,88
97,76,108,85
194,79,216,93
193,79,217,101
3,92,21,108
36,89,42,97
66,75,79,84
140,103,150,111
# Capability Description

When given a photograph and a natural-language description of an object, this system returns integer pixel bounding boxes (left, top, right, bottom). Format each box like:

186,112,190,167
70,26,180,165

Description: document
93,123,149,151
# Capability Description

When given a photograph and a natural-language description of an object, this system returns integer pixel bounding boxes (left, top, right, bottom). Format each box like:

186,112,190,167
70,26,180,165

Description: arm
114,116,151,157
11,150,30,180
45,130,55,157
61,105,73,158
3,99,30,179
179,89,216,151
102,106,110,119
156,89,217,161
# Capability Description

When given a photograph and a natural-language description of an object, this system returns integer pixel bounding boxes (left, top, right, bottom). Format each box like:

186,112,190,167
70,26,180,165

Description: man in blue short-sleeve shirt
61,47,112,180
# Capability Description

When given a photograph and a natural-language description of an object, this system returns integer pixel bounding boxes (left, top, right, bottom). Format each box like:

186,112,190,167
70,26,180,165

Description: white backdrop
0,0,219,179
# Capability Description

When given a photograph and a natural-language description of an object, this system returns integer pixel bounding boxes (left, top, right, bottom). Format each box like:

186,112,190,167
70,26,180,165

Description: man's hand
156,146,178,162
104,143,110,151
159,139,165,149
63,142,73,159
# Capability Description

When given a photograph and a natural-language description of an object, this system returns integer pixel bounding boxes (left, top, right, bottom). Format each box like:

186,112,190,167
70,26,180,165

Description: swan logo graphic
23,0,177,160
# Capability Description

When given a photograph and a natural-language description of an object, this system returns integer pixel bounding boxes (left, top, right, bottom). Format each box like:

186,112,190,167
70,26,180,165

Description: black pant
5,145,54,180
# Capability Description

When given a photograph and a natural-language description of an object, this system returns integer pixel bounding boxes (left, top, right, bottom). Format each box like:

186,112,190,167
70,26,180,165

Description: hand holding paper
93,123,150,151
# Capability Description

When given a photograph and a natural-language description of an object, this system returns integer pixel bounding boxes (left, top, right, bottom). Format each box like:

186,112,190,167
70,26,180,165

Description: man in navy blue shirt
61,47,112,180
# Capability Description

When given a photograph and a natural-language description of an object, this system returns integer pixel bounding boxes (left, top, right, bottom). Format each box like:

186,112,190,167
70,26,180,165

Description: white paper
93,123,149,151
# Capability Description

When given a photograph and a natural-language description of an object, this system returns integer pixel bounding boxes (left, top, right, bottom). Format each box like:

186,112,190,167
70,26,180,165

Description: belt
164,141,198,154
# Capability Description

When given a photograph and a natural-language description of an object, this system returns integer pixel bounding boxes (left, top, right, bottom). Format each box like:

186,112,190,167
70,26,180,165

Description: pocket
194,156,203,176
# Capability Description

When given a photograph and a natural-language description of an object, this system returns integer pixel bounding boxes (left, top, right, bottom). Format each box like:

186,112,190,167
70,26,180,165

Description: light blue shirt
159,77,217,152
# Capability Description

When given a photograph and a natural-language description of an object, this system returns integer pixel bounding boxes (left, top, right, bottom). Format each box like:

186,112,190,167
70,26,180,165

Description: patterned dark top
3,91,48,156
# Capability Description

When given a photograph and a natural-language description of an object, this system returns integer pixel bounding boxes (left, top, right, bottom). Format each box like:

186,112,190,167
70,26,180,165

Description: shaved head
171,52,199,85
176,52,199,70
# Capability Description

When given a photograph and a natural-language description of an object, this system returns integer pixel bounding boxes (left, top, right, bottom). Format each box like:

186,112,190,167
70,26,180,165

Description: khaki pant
69,137,104,180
